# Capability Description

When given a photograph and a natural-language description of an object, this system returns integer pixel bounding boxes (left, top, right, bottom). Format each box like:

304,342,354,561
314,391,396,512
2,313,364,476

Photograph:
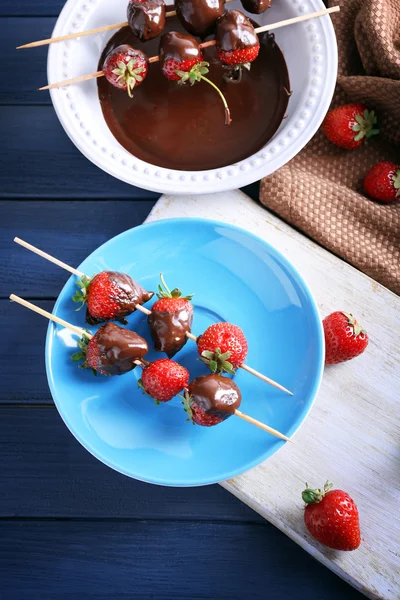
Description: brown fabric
260,0,400,294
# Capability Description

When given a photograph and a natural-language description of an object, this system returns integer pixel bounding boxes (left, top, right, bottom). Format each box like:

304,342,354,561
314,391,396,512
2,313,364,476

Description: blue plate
46,218,324,486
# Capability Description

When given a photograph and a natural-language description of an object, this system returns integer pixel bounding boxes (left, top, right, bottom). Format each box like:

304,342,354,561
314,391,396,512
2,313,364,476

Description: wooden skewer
38,6,339,90
133,361,294,442
14,237,292,395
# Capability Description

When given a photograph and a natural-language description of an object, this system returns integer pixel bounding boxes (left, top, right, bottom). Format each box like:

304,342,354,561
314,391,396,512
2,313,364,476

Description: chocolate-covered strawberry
215,10,260,72
103,45,148,97
148,274,193,358
127,0,166,42
197,322,248,374
138,358,189,403
183,374,242,426
175,0,224,38
71,323,148,376
240,0,271,14
73,271,154,325
159,32,231,124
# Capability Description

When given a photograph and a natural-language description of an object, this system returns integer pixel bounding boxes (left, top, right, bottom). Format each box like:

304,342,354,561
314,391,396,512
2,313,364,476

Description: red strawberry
364,161,400,203
71,323,148,376
302,482,361,551
139,358,189,403
323,311,368,364
197,322,248,374
322,104,379,149
159,32,231,125
215,11,260,67
103,44,148,97
148,274,194,358
73,271,153,325
183,373,242,426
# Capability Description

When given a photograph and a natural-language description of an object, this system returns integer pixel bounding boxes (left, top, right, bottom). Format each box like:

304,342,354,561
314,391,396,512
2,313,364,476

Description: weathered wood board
146,191,400,600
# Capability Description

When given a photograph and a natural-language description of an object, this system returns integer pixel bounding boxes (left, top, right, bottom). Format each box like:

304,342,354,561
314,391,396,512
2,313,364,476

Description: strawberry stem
200,75,231,126
302,481,332,504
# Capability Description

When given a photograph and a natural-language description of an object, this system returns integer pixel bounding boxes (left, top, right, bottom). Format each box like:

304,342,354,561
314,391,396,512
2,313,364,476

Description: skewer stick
38,6,339,90
9,294,88,338
14,237,293,394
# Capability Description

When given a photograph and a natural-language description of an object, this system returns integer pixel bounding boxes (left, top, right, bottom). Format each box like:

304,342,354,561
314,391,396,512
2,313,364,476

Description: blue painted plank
0,1,64,16
0,406,262,520
0,520,365,600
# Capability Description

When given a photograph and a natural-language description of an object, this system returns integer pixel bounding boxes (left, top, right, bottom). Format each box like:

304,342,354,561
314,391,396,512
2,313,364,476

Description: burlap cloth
260,0,400,294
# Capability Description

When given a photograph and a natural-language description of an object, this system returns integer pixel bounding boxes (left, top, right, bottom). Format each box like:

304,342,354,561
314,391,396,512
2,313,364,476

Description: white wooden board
146,191,400,600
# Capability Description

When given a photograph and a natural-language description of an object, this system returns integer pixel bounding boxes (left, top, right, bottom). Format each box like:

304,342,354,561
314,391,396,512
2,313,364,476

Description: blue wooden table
0,3,367,598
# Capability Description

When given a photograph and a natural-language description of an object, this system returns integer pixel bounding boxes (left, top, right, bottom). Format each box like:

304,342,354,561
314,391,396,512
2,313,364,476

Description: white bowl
48,0,337,194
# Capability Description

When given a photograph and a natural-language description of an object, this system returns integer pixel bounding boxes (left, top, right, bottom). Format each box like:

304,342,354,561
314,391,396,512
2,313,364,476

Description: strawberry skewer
38,7,340,90
14,237,293,395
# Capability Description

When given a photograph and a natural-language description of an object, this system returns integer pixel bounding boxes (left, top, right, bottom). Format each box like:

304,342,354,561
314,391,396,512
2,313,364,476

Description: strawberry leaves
199,347,236,375
156,273,193,300
302,481,333,505
70,331,97,375
112,58,146,98
342,312,367,337
182,389,194,423
176,61,210,85
352,109,379,142
72,275,91,311
137,378,160,405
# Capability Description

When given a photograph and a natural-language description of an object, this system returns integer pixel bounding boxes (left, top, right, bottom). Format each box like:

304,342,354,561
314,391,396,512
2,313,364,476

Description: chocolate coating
159,31,202,73
93,323,148,375
241,0,271,15
97,17,290,171
86,272,154,325
215,10,258,52
175,0,224,37
148,304,194,357
188,374,242,420
127,0,166,41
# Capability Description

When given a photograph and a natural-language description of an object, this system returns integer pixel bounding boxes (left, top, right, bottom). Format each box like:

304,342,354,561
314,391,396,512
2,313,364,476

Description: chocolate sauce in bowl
98,17,290,171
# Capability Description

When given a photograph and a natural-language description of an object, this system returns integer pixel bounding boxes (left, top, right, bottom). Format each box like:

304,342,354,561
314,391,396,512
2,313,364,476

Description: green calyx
342,312,367,337
352,109,379,142
181,389,194,423
302,481,332,505
70,331,97,375
112,58,145,98
72,275,91,311
199,347,236,375
392,169,400,197
137,378,160,405
156,273,193,301
175,62,231,126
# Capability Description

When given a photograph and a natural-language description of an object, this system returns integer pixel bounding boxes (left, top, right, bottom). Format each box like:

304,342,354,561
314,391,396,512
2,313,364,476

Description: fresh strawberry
103,44,148,97
197,322,248,374
364,161,400,203
148,274,194,357
159,32,231,125
71,323,148,376
183,373,242,426
215,11,260,68
73,271,153,325
323,311,368,364
322,104,379,149
138,358,189,403
302,482,361,551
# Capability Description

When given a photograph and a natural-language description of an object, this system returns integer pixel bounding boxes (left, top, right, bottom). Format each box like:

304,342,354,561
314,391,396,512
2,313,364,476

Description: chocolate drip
94,323,148,375
215,10,258,52
175,0,224,37
127,0,166,42
86,272,154,325
148,305,193,357
188,374,242,420
159,31,202,70
241,0,271,15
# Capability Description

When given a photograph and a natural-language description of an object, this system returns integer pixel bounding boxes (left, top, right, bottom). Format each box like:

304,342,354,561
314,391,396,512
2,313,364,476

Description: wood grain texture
146,192,400,600
0,521,365,600
0,406,261,520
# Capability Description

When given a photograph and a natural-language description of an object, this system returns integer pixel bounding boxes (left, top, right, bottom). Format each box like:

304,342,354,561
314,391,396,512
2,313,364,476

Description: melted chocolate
93,323,148,375
86,271,154,325
148,304,194,357
127,0,166,42
97,16,290,171
159,32,202,74
188,374,242,420
241,0,271,14
215,10,258,52
175,0,224,38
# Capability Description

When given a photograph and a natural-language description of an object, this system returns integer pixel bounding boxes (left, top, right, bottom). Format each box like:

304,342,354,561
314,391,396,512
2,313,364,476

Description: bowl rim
47,0,338,194
45,217,325,486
